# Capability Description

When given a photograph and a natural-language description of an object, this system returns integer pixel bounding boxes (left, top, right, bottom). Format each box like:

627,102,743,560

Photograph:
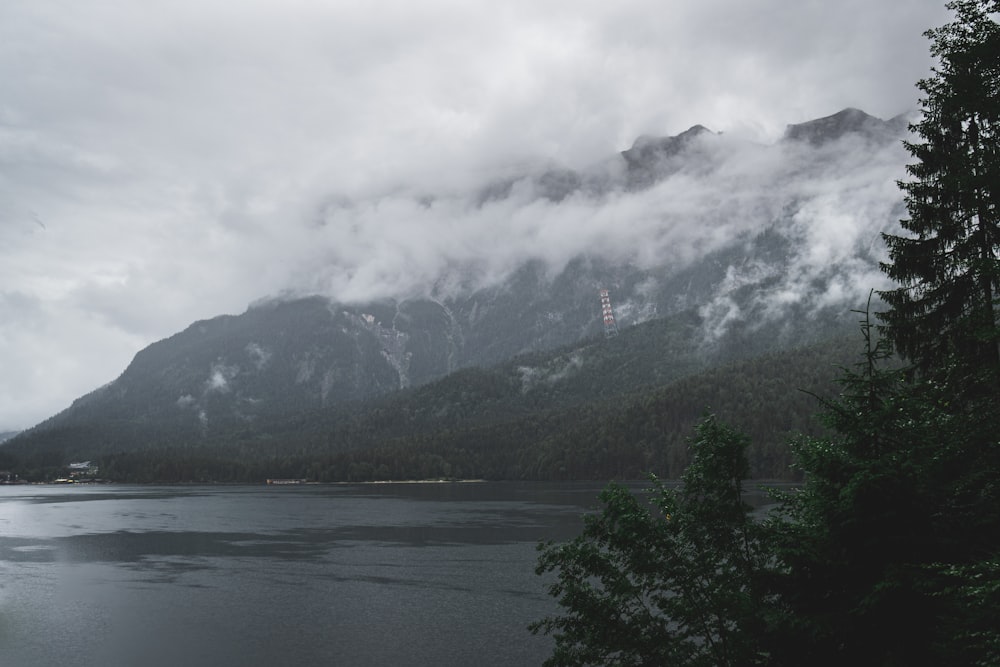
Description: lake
0,482,616,666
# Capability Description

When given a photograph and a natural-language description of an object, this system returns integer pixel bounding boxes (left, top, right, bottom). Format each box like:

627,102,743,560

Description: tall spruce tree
805,4,1000,662
879,0,1000,396
764,306,977,665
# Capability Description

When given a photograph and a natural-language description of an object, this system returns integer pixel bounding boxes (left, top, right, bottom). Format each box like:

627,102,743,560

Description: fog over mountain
4,109,913,457
9,109,910,431
0,0,951,430
300,108,908,314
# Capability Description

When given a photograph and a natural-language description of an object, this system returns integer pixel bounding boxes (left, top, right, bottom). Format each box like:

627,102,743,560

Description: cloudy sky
0,0,953,430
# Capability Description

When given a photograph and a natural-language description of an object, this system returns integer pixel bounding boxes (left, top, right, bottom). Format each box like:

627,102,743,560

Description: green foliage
766,310,934,663
766,303,1000,665
531,415,770,667
930,560,1000,666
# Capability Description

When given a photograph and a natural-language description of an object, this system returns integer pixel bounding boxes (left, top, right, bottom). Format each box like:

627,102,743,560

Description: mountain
10,312,861,482
782,107,910,146
5,108,911,480
621,124,715,189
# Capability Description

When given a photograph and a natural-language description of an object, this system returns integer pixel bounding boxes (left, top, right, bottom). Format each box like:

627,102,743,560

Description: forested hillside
7,328,860,482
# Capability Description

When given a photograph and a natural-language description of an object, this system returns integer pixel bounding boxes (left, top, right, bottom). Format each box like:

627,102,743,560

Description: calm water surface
0,482,613,666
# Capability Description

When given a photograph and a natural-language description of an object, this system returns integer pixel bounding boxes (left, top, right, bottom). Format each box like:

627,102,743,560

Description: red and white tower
599,288,619,338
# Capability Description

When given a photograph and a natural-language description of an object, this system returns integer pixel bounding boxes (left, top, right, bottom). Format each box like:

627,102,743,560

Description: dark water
0,482,613,667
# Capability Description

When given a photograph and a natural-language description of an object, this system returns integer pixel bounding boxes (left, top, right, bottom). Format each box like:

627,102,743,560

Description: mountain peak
783,107,900,146
620,124,716,188
627,124,713,153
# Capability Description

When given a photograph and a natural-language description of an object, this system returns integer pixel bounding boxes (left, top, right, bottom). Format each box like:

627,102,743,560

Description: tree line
8,335,855,483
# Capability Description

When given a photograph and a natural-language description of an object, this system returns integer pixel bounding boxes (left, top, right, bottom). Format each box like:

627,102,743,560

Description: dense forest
6,329,860,483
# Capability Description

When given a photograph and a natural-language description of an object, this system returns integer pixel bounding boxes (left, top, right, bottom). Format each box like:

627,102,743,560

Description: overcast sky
0,0,953,431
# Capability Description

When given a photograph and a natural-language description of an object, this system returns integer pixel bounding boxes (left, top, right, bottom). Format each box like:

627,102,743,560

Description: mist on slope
0,118,911,430
283,122,909,332
1,0,950,430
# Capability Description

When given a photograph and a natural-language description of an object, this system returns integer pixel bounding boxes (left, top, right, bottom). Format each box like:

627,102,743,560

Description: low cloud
296,129,909,331
205,362,238,393
0,0,950,428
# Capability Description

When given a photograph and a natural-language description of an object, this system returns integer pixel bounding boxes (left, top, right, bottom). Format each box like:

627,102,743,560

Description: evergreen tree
879,0,1000,395
772,6,1000,658
871,7,1000,658
530,415,770,666
765,307,963,664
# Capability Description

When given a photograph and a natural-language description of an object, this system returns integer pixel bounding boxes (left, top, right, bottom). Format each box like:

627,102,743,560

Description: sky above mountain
0,0,953,430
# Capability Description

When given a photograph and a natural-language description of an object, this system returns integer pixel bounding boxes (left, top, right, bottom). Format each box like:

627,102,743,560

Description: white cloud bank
0,0,951,429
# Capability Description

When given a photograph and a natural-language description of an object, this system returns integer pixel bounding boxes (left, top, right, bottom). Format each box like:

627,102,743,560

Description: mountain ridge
782,107,910,145
3,107,910,480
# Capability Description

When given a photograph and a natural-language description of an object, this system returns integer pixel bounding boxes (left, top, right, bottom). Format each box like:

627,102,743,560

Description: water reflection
0,483,607,667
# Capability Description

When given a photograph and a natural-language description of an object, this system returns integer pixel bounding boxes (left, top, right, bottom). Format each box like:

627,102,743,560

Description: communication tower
599,288,619,338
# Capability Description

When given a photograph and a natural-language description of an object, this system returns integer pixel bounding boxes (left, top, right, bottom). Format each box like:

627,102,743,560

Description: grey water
0,482,615,667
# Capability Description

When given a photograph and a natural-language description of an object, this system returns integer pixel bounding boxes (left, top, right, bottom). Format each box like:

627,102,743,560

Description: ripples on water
0,483,611,667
